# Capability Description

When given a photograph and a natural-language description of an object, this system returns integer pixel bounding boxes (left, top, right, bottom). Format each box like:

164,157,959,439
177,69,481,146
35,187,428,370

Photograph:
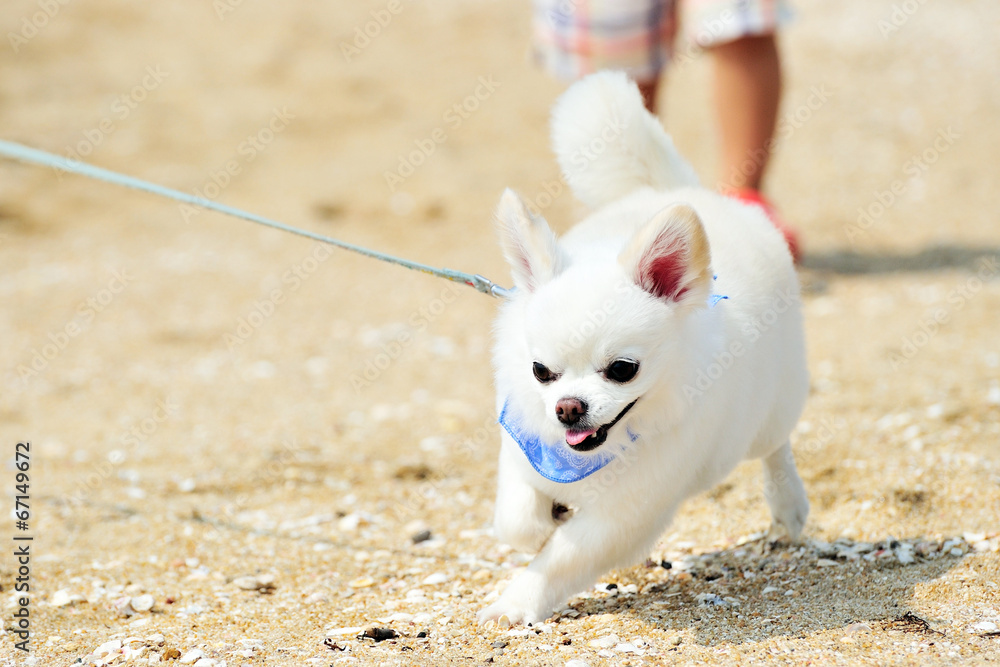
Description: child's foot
727,188,801,263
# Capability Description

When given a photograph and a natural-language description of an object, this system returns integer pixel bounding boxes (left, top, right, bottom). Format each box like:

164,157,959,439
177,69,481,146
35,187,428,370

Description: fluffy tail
551,71,699,210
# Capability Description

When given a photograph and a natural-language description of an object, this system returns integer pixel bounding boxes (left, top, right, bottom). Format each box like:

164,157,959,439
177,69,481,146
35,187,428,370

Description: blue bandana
498,280,726,484
498,400,637,484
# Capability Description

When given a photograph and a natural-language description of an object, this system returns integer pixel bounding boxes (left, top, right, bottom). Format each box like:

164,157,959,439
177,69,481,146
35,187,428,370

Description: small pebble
95,639,123,657
51,589,85,607
411,529,433,543
233,574,276,592
179,648,205,664
504,628,533,638
615,642,642,654
421,572,449,585
359,627,398,642
697,593,730,607
131,594,155,612
588,634,619,649
349,577,375,588
971,621,999,634
338,513,367,532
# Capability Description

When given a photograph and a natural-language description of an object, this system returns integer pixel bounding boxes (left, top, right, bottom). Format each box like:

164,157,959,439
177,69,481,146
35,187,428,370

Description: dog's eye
605,359,639,383
532,362,558,384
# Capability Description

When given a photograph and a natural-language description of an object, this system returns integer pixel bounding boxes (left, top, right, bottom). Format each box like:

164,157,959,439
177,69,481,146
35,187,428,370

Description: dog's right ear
495,188,565,292
618,204,712,310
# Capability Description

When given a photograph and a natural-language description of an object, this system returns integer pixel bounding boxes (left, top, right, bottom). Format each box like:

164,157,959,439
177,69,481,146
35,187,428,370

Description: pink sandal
727,189,802,264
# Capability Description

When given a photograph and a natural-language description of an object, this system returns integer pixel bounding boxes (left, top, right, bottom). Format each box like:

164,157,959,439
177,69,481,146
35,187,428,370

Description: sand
0,0,998,664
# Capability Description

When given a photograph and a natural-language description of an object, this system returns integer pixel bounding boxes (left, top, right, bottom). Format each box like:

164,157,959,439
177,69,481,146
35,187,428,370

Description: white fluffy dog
479,71,810,625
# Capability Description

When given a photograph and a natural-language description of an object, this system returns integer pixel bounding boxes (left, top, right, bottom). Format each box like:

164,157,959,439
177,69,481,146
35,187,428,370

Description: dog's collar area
567,399,639,452
498,399,639,484
708,274,728,307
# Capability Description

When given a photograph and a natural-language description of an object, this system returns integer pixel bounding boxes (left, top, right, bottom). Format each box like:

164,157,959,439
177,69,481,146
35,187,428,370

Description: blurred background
0,0,998,663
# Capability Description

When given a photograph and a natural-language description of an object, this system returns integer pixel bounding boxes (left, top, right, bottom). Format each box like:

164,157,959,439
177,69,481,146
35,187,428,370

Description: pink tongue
565,430,597,447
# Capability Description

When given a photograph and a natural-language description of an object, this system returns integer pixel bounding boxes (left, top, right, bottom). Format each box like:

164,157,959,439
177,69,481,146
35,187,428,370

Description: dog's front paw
477,598,546,627
477,601,525,627
477,575,551,627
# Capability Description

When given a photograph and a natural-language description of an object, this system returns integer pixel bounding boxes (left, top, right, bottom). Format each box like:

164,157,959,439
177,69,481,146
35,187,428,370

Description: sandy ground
1,0,999,665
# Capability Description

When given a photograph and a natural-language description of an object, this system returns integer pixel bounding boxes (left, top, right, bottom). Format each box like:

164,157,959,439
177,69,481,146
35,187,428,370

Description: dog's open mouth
565,400,638,452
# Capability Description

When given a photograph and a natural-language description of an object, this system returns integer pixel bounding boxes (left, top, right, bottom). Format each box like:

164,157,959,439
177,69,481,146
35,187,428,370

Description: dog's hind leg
762,440,809,541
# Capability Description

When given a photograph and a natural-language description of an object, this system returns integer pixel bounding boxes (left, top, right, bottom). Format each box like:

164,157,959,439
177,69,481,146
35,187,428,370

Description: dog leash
0,139,514,299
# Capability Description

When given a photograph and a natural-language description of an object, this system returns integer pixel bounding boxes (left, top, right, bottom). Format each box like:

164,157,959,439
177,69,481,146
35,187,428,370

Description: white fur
479,72,809,626
551,70,699,210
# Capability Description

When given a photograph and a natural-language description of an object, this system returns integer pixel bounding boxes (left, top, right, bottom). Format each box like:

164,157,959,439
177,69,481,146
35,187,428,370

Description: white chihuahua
479,72,810,626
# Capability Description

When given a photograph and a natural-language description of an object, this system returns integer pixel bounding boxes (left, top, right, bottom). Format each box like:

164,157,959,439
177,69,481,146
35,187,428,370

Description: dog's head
494,189,712,451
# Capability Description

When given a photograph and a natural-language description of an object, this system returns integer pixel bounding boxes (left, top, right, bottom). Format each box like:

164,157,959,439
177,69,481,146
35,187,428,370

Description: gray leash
0,139,513,299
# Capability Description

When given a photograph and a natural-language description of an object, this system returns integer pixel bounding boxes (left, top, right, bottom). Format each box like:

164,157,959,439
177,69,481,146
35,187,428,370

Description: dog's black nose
555,397,588,425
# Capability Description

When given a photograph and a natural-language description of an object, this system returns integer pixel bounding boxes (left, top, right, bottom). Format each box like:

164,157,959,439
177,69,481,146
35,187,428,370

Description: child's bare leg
709,34,782,191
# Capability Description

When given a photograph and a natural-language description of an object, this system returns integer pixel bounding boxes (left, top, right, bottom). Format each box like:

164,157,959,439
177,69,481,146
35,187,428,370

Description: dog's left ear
618,204,712,309
495,188,566,292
